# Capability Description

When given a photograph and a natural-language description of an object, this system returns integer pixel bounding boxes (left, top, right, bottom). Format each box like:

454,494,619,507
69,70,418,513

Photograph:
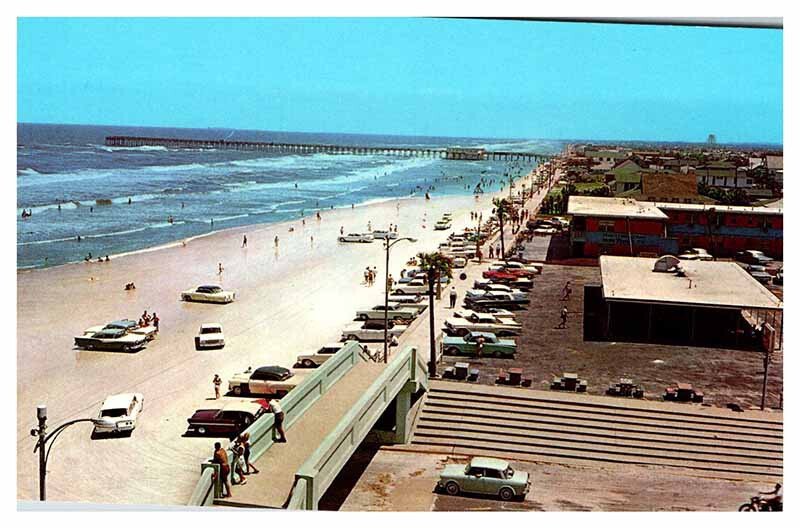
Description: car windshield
200,327,220,334
100,408,127,418
200,286,222,293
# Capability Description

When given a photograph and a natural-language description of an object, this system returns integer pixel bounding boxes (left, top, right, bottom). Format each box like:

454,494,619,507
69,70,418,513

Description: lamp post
383,237,417,362
31,404,118,501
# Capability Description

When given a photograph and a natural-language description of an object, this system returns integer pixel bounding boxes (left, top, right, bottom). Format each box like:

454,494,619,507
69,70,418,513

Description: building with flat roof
583,256,782,349
566,196,783,259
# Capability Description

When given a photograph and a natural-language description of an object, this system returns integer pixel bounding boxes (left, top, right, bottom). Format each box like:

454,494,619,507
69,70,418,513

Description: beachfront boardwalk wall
288,345,428,510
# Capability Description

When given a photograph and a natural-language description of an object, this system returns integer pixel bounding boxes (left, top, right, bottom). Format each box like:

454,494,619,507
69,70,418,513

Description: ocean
17,123,563,269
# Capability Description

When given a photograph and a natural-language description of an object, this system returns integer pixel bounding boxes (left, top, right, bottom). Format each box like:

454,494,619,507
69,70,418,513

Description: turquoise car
442,331,516,358
438,457,530,500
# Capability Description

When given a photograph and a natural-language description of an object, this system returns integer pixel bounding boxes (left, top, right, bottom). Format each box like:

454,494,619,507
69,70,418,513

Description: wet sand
16,191,500,504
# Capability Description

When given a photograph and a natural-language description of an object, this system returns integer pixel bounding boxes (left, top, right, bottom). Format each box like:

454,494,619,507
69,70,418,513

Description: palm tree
417,251,454,379
492,197,516,260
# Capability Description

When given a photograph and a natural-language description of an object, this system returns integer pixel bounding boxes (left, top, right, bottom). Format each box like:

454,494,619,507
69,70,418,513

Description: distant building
696,161,753,189
707,134,717,144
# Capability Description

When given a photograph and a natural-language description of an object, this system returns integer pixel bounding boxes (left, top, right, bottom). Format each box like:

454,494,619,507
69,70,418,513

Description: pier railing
186,340,365,506
105,136,553,163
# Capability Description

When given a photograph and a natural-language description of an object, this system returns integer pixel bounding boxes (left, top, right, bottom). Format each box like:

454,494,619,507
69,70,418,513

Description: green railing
187,340,366,506
288,346,428,510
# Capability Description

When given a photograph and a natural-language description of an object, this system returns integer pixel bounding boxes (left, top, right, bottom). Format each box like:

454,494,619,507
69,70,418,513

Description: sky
17,18,783,143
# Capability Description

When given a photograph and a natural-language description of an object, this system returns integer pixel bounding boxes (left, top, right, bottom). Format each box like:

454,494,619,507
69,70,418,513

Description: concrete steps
409,381,783,479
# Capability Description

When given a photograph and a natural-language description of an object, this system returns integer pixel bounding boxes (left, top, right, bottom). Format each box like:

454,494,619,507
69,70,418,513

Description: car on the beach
735,250,774,265
434,220,452,231
94,393,144,435
355,303,423,322
341,319,408,342
186,400,268,437
83,319,158,341
338,233,374,243
370,230,398,240
295,343,346,368
228,365,310,396
181,285,236,304
392,278,429,295
442,331,517,358
74,328,148,353
444,312,521,337
464,291,530,310
452,256,468,268
678,248,714,261
195,323,225,349
438,457,530,500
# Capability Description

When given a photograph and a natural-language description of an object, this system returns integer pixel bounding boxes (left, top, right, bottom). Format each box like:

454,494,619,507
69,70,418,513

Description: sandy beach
17,189,513,504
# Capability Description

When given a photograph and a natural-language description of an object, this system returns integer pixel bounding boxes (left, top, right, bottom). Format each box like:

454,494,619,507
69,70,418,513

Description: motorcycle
739,496,782,512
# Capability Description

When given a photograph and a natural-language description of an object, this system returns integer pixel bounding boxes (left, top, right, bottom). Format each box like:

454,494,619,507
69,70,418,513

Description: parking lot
437,262,783,410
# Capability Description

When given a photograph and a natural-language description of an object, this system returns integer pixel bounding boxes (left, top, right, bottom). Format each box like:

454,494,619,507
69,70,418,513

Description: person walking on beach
242,432,258,475
212,442,232,498
270,399,287,442
152,313,160,333
274,235,279,248
387,274,394,291
340,226,344,235
449,287,458,309
364,268,370,286
213,374,222,399
242,235,247,248
557,306,568,329
218,262,224,276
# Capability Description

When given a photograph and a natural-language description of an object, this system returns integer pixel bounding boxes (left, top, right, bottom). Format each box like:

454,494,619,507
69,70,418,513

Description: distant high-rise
707,134,717,144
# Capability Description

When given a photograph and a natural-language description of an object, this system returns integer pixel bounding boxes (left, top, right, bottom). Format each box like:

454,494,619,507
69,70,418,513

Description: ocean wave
17,220,186,246
17,168,43,176
95,144,170,152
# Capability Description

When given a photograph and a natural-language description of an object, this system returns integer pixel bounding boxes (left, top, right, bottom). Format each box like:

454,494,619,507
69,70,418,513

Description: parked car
195,323,225,349
181,284,235,304
497,260,543,275
746,265,773,284
370,229,398,240
228,365,310,396
341,319,408,342
338,232,374,243
465,288,528,302
434,221,452,231
392,278,429,295
773,268,783,286
295,343,345,368
74,328,148,352
186,400,267,437
471,283,529,298
735,250,774,265
442,331,516,358
452,256,468,268
356,303,422,321
474,278,533,292
83,319,157,341
444,312,521,337
453,308,517,321
388,293,427,304
678,248,714,261
483,268,535,280
94,393,144,435
464,291,530,310
437,457,530,500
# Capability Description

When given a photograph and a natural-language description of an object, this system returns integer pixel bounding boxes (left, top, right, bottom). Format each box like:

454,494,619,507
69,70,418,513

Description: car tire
357,314,368,321
445,481,460,496
445,346,461,356
197,426,207,435
301,359,316,368
499,487,515,501
232,385,248,396
347,334,360,341
395,289,405,295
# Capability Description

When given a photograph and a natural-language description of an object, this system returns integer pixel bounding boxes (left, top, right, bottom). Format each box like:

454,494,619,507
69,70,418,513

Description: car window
466,466,484,477
100,408,127,418
219,411,239,421
484,469,503,479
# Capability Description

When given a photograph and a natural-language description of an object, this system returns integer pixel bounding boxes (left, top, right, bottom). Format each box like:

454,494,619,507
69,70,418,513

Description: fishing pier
105,136,553,163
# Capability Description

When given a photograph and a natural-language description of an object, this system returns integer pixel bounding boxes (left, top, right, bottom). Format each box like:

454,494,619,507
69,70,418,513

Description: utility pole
36,405,47,501
428,267,437,378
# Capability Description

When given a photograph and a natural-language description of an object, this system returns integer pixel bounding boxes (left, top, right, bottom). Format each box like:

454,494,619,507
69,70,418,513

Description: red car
186,399,269,437
482,269,533,281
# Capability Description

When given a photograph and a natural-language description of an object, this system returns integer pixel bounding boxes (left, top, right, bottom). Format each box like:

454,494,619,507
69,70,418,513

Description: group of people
364,266,378,286
84,253,111,263
20,209,33,218
211,432,258,498
138,310,159,332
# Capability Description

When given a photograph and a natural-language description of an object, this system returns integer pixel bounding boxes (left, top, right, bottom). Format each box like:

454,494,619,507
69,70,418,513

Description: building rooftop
567,196,668,220
600,256,782,311
651,201,783,215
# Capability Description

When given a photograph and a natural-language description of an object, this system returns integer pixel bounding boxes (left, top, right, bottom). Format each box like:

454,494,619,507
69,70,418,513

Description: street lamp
31,404,119,501
384,237,417,362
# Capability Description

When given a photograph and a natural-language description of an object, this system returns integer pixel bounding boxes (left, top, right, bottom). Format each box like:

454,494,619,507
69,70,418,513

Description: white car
434,221,452,231
392,278,429,295
181,285,235,304
454,308,517,322
94,393,144,434
371,230,398,240
356,303,423,321
452,256,468,268
295,343,346,368
195,323,225,349
678,248,714,261
444,312,522,337
341,320,408,342
338,233,374,243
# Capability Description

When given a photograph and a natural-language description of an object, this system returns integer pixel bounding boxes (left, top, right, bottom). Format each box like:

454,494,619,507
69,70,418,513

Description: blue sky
18,18,783,143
